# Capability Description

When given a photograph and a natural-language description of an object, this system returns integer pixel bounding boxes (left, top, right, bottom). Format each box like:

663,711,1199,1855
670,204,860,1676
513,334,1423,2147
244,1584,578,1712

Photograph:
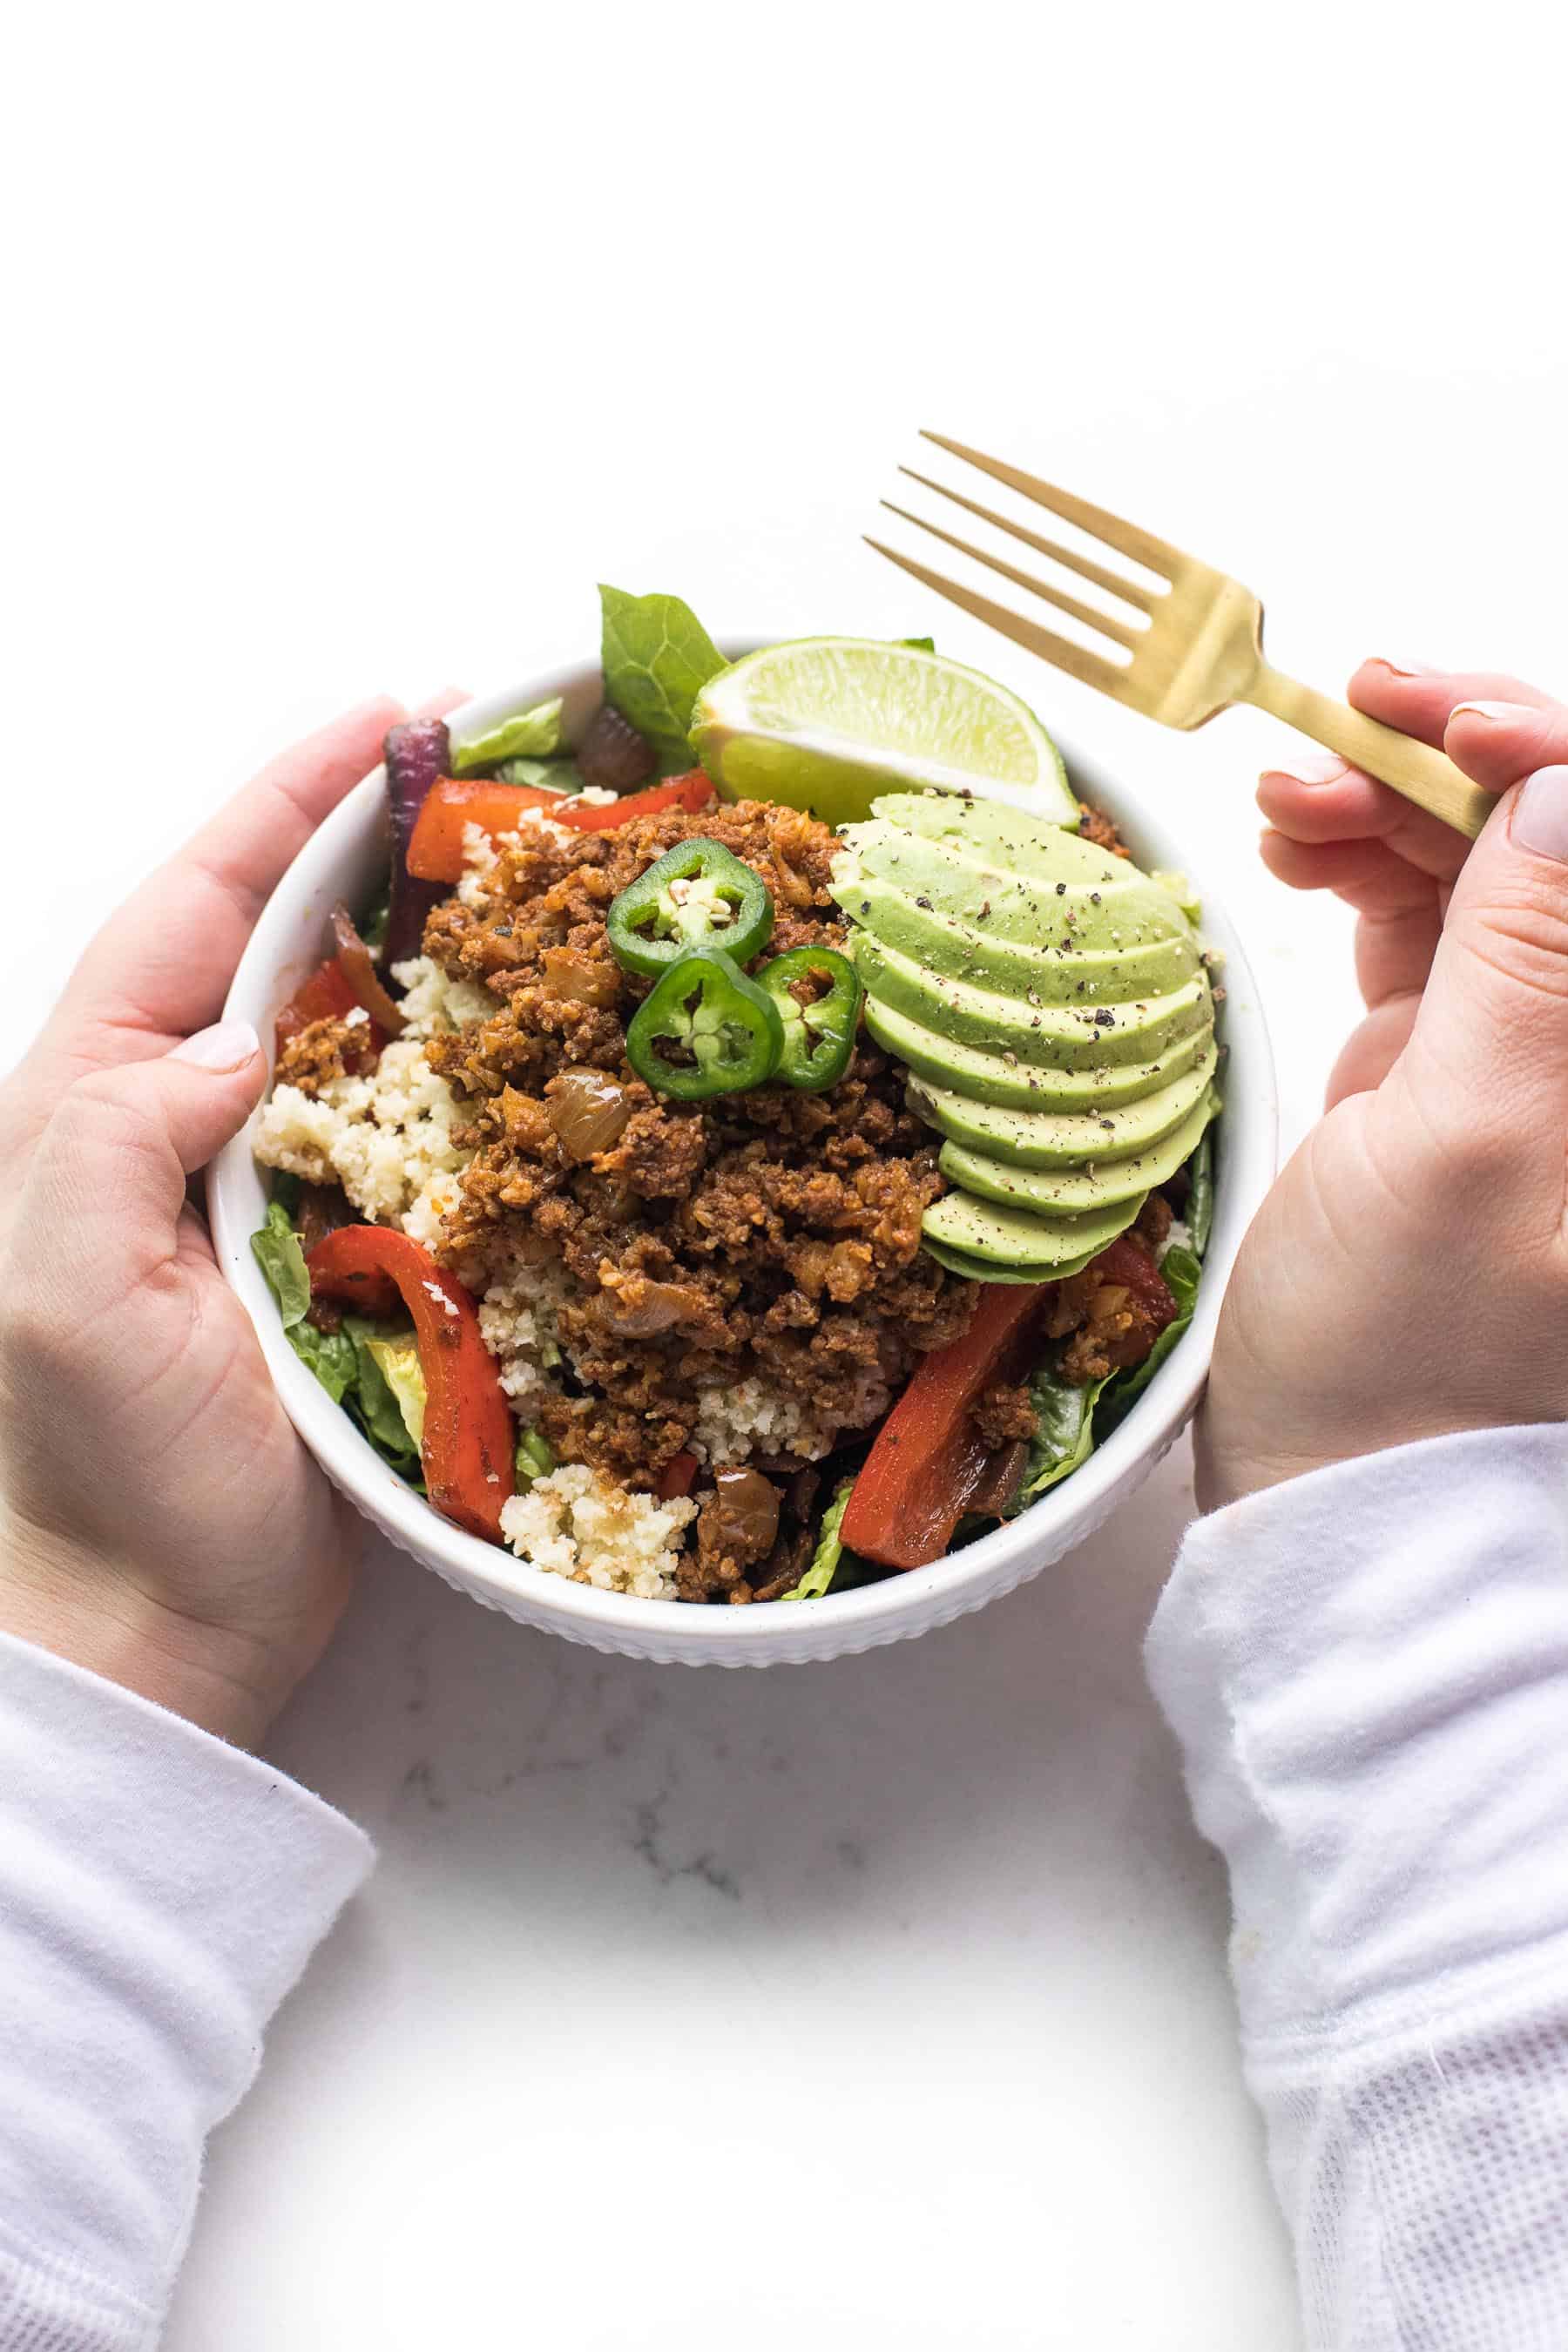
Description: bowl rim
209,649,1278,1653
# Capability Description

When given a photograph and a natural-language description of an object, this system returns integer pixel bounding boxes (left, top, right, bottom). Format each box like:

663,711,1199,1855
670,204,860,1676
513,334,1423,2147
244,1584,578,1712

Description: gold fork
867,431,1492,840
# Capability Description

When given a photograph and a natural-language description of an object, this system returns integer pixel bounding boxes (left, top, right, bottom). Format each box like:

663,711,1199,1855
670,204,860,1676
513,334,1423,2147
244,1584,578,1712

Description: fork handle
1246,666,1494,841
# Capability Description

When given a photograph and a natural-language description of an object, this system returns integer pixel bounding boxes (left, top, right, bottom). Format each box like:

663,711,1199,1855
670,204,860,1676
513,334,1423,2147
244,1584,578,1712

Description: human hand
1199,661,1568,1510
0,700,413,1747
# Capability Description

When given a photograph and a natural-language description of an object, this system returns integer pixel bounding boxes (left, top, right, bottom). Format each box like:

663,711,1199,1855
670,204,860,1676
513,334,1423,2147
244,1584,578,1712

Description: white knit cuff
1146,1423,1568,2054
0,1630,374,2348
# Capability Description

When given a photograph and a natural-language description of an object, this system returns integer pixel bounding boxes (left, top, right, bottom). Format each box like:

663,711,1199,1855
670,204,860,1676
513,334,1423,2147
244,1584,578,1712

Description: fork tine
880,501,1142,652
863,537,1131,700
920,431,1183,581
896,467,1156,616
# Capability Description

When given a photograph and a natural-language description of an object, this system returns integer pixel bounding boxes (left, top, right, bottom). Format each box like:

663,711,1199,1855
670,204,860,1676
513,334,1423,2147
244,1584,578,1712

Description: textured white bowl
209,655,1277,1666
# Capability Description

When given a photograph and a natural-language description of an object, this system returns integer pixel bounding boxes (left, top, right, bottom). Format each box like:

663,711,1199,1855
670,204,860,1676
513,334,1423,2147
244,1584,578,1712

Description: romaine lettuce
781,1481,854,1601
341,1320,424,1463
250,1200,310,1329
1186,1132,1214,1255
287,1320,358,1403
450,697,567,776
494,757,585,794
1005,1372,1109,1515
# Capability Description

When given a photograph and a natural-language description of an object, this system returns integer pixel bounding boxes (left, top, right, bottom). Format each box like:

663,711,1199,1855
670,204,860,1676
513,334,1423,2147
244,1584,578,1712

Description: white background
4,4,1566,2345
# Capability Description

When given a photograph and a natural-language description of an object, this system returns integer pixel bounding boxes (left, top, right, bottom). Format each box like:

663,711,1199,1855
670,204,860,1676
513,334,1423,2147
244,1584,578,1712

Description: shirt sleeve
1146,1422,1568,2351
0,1630,374,2352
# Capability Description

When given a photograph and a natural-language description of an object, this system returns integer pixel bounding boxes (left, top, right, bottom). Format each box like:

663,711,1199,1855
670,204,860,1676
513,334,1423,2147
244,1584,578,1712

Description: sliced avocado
855,932,1213,1073
831,873,1201,1006
908,1044,1219,1168
870,791,1134,884
865,995,1213,1112
938,1088,1218,1214
922,1237,1109,1286
923,1187,1142,1273
839,825,1190,956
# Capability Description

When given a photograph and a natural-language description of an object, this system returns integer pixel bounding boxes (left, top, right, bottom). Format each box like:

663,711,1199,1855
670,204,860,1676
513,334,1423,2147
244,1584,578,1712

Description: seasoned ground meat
274,1013,374,1097
971,1381,1038,1450
1077,805,1132,859
1134,1191,1174,1254
1050,1228,1178,1386
422,798,977,1488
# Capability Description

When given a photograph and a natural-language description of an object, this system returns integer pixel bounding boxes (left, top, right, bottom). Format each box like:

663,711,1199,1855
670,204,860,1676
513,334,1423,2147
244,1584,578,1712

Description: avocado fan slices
828,794,1220,1277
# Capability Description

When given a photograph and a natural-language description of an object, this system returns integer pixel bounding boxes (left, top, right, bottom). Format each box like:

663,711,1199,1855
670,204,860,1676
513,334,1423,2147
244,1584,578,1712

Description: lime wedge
690,638,1077,828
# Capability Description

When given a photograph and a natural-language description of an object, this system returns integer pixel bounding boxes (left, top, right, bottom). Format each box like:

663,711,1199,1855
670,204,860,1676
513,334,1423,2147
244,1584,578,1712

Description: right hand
1199,662,1568,1509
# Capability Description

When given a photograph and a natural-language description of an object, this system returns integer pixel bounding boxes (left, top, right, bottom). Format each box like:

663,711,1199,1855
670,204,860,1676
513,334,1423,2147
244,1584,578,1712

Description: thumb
1411,767,1568,1092
31,1020,265,1269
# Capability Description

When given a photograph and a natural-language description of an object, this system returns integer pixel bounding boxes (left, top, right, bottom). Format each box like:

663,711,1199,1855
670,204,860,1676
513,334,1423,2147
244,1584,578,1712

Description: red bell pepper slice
306,1227,516,1543
557,770,713,833
406,779,567,881
274,956,389,1061
405,769,716,882
841,1283,1051,1571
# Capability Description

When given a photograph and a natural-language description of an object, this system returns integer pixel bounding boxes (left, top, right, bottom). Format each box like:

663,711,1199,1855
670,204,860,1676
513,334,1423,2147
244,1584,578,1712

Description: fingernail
1450,700,1531,724
169,1018,260,1072
1511,767,1568,864
1372,658,1442,678
1263,752,1347,786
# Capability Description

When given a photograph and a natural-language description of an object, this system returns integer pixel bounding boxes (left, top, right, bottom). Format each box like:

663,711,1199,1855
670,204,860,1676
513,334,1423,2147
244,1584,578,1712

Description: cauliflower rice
497,1463,698,1601
254,927,808,1597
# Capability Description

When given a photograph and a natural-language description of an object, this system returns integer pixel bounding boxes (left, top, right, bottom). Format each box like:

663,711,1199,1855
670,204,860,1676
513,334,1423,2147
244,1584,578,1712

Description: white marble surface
7,5,1567,2341
179,1453,1301,2352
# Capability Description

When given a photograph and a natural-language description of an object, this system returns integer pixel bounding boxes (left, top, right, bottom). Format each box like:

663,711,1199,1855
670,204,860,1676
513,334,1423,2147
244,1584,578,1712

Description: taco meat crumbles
418,794,976,1496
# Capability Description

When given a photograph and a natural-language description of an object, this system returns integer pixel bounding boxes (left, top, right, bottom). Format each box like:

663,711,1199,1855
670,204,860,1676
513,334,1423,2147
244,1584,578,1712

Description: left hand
0,699,414,1747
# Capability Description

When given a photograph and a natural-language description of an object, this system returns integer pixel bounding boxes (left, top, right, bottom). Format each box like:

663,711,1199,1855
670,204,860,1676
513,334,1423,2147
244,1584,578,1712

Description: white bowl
209,654,1277,1667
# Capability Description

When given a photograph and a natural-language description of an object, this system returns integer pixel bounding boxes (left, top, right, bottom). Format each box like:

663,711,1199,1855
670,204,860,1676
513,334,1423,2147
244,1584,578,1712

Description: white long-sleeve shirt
6,1425,1568,2348
1146,1421,1568,2349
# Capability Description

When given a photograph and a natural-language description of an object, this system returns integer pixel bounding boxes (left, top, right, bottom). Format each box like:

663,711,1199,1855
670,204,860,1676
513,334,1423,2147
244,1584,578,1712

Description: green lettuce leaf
253,1197,356,1401
494,756,585,794
450,697,567,776
269,1169,304,1220
250,1200,310,1329
366,1335,427,1449
781,1481,854,1602
598,585,726,768
287,1320,358,1403
1004,1372,1108,1515
337,1316,422,1463
1187,1130,1214,1256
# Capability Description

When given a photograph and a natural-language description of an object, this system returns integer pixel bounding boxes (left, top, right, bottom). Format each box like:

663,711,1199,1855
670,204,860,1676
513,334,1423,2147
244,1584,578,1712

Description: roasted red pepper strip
274,956,389,1060
405,770,716,882
406,779,566,881
306,1227,516,1543
557,770,713,834
841,1282,1051,1571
